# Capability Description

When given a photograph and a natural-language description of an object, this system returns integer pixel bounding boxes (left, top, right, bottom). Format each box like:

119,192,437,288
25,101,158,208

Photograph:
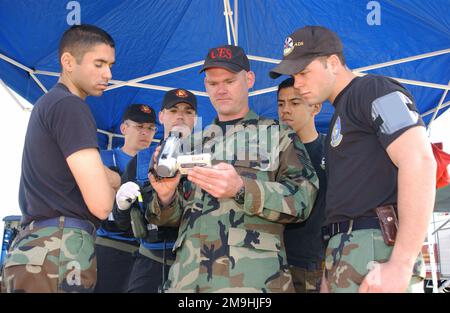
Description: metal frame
0,2,449,145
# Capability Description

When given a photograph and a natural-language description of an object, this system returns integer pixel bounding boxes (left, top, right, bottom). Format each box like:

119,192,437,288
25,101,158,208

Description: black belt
322,216,380,242
28,216,96,236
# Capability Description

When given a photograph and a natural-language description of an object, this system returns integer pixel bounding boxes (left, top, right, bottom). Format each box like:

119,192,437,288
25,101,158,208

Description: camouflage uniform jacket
147,110,318,292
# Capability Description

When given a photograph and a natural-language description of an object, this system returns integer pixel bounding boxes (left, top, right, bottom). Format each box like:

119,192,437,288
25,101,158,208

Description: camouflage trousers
289,264,322,293
1,222,97,293
324,229,425,293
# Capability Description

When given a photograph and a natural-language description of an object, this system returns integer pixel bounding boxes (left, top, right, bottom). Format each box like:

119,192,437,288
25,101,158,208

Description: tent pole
108,80,209,97
106,60,204,91
427,81,450,131
34,70,59,77
353,72,450,91
353,48,450,72
234,0,238,45
422,101,450,118
248,55,279,64
225,0,237,45
97,129,160,149
0,53,33,73
0,53,48,93
0,78,32,112
223,0,232,45
249,86,278,97
427,215,439,293
30,73,48,93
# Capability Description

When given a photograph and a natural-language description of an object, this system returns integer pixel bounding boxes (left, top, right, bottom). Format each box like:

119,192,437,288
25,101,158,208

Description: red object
432,143,450,189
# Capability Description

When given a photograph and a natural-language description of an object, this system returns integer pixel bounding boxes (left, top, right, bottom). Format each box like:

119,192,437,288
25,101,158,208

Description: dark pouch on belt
374,205,398,246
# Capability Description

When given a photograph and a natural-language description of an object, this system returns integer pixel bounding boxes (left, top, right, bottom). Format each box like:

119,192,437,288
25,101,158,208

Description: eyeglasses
125,122,157,132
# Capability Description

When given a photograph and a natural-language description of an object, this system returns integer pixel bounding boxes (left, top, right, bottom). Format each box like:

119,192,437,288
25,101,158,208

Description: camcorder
152,130,211,178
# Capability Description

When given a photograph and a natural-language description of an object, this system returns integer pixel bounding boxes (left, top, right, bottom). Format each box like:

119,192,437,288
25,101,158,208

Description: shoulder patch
371,91,419,135
330,116,343,147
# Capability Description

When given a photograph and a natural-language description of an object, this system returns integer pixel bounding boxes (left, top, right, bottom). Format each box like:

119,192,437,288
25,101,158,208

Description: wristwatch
234,185,245,204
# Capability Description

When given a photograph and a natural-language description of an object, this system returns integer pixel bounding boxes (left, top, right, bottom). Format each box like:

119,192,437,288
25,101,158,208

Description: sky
0,82,449,237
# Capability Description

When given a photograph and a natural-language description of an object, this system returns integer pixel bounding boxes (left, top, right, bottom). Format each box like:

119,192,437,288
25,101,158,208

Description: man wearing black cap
270,26,436,293
113,88,197,292
100,104,157,179
146,45,318,292
95,103,157,293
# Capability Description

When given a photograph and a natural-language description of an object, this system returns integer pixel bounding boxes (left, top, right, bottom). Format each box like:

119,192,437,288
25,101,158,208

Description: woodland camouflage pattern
324,229,425,293
1,223,96,293
147,110,318,292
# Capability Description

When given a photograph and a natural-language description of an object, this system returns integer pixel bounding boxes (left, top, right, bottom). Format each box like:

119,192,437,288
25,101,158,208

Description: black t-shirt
325,75,424,224
284,134,327,266
19,83,100,227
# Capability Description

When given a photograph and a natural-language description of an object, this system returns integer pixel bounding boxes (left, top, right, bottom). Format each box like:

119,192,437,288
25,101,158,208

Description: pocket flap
227,227,280,252
4,246,48,268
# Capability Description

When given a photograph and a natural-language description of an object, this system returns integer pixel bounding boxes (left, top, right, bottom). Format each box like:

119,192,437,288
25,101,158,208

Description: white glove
116,182,141,211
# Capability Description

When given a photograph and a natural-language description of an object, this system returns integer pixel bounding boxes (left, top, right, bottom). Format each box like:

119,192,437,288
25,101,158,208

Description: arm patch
371,91,419,135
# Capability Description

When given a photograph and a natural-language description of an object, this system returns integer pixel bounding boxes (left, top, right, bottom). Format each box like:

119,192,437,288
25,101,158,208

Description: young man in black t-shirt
1,25,116,293
270,26,436,293
277,78,327,293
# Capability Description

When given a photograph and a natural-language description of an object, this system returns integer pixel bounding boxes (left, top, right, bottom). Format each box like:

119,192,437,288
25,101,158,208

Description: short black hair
277,77,295,96
59,24,115,64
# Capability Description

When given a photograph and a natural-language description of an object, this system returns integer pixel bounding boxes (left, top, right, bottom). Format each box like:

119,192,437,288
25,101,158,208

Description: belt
322,216,380,242
29,216,96,236
95,236,139,254
138,245,175,266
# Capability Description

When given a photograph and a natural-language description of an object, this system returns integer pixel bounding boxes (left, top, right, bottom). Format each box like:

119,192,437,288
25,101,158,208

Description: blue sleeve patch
371,91,419,135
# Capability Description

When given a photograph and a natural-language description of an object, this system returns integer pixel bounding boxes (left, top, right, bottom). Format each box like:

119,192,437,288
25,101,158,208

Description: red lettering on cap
210,48,232,60
217,47,232,59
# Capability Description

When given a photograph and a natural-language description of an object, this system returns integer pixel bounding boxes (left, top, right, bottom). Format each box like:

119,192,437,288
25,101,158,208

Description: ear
246,71,256,89
119,122,127,135
312,103,323,116
328,55,340,74
60,52,75,73
158,110,164,125
203,76,209,90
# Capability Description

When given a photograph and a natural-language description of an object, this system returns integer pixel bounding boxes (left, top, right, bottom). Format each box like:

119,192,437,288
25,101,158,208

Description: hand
319,271,329,293
187,162,244,199
359,260,412,293
116,181,141,211
148,146,181,206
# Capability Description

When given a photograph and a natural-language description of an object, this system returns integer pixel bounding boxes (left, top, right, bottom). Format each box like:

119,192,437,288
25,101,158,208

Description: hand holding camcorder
152,130,211,178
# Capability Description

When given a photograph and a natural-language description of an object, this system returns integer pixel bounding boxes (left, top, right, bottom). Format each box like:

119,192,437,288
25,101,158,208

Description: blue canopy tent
0,0,449,149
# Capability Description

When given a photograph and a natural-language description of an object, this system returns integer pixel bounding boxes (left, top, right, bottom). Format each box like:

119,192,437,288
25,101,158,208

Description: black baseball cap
122,104,156,124
161,88,197,111
269,26,343,79
200,44,250,73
